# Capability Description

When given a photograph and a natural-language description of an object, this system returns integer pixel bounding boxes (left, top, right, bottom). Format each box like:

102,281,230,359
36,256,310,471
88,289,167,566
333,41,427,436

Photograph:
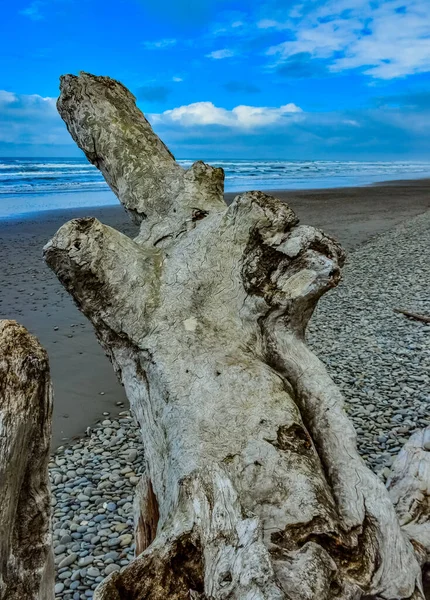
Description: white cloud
206,48,236,59
172,76,183,82
257,18,289,30
150,101,302,129
148,98,430,159
20,1,44,20
267,0,430,79
142,38,177,50
0,91,17,104
0,90,69,146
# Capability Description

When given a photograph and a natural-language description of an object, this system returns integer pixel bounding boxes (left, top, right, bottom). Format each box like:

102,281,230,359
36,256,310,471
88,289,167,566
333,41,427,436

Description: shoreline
0,176,429,223
0,178,429,449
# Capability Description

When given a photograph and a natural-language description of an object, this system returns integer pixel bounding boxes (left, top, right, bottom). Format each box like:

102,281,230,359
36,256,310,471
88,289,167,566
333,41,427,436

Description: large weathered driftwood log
0,320,54,600
45,72,426,599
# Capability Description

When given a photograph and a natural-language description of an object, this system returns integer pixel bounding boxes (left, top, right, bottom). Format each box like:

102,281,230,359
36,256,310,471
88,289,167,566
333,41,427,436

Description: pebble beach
308,209,430,478
47,201,430,599
50,411,144,599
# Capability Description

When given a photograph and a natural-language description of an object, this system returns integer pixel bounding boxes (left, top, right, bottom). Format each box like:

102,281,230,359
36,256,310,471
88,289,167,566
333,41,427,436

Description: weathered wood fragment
394,308,430,323
0,320,54,600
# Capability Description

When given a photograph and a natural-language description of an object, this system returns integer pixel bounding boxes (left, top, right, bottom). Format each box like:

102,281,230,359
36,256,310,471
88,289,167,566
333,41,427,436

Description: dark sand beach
1,178,429,448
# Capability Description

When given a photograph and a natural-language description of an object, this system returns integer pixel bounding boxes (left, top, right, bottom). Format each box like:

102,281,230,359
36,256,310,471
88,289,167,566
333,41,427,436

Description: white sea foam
0,158,429,217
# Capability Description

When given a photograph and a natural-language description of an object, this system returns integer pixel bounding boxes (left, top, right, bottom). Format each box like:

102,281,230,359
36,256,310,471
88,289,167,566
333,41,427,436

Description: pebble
78,557,93,568
104,564,121,575
58,553,78,569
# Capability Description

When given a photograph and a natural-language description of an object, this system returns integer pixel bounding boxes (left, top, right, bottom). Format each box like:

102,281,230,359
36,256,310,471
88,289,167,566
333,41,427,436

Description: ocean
1,157,430,219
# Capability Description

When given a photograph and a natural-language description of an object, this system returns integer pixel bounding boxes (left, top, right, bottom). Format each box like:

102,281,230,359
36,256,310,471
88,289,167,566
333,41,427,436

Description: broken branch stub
45,72,427,599
0,320,54,600
57,72,225,244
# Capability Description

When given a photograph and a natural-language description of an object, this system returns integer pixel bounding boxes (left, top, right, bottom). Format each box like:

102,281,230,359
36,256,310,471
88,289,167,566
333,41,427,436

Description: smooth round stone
119,534,133,547
104,564,121,575
87,567,100,578
78,556,93,567
94,515,106,522
60,534,73,545
58,570,72,580
126,449,138,462
105,502,117,512
58,553,78,569
54,544,67,555
55,583,65,594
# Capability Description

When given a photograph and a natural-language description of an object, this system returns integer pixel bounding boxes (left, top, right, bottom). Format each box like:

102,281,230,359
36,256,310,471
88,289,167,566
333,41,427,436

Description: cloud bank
0,90,71,155
1,87,429,159
151,101,302,128
266,0,430,79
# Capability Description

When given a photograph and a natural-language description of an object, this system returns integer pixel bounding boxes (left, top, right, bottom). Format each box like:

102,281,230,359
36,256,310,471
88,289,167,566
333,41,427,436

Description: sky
0,0,429,159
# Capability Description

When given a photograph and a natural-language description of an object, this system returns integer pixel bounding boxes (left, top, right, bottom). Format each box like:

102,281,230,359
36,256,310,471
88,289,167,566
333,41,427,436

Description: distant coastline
1,157,430,219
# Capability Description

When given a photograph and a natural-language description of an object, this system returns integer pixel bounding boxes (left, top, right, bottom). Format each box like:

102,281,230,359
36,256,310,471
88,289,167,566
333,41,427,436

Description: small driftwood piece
45,72,428,599
0,320,54,600
394,308,430,323
388,427,430,559
388,428,430,599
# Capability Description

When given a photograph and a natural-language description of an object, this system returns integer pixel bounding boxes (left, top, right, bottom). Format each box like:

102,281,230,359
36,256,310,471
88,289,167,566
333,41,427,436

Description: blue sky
0,0,429,158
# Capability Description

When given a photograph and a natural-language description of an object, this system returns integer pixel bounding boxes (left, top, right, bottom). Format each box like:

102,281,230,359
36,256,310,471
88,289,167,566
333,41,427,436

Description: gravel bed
308,210,430,479
50,210,430,596
50,411,144,600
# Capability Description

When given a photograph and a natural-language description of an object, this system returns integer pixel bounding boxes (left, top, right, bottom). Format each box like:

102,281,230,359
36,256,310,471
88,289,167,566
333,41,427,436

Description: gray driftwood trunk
44,72,429,599
0,320,54,600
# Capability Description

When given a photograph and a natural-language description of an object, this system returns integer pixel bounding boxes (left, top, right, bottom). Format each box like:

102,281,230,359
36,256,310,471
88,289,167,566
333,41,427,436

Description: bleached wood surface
45,72,425,599
0,320,54,600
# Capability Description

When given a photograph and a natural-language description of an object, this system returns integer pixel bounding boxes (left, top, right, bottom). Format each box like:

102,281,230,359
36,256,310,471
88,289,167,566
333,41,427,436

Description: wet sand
1,178,429,448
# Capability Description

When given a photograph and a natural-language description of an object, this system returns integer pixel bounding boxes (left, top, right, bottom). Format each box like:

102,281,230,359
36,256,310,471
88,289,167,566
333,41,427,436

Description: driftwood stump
44,72,428,599
0,320,54,600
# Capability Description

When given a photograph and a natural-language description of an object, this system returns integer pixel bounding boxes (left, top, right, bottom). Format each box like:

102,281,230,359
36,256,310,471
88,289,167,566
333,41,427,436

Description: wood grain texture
0,320,54,600
389,427,430,559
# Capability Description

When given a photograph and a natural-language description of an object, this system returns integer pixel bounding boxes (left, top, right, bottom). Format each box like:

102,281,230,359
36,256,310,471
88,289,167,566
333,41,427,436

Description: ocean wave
0,162,94,170
1,158,430,197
